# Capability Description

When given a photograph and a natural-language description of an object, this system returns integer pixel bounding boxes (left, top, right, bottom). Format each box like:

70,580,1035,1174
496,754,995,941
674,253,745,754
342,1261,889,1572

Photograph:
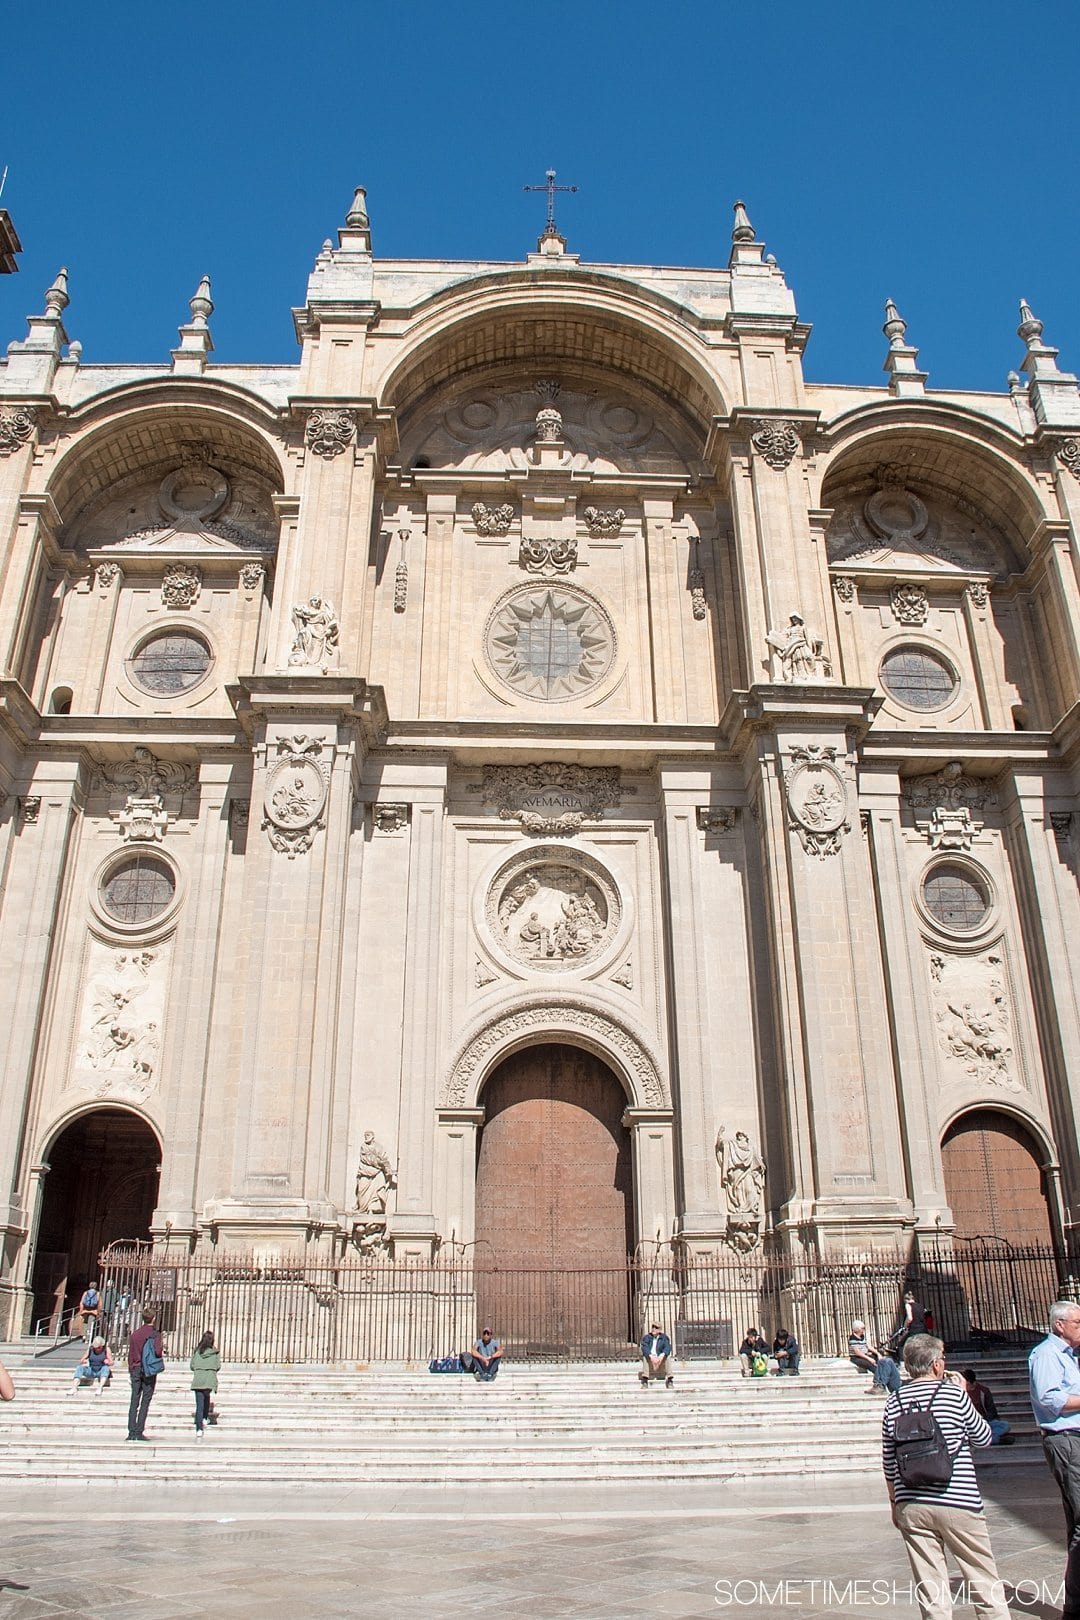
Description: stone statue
354,1131,396,1215
715,1125,766,1253
765,613,826,683
288,595,339,670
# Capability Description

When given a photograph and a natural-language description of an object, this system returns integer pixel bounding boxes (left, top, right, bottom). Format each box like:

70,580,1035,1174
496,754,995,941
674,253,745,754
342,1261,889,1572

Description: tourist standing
882,1334,1009,1620
190,1330,221,1438
1029,1299,1080,1620
126,1308,163,1442
78,1283,101,1342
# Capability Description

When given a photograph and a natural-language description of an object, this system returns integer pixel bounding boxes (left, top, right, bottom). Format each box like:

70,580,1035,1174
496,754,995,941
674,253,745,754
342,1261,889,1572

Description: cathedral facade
0,192,1078,1338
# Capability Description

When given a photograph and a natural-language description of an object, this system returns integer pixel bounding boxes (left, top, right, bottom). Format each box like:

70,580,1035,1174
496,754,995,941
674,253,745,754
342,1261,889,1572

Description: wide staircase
0,1343,1042,1486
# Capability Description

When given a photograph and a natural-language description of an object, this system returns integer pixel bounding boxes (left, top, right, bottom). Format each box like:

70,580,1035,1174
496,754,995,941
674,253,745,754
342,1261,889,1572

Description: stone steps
0,1353,1041,1486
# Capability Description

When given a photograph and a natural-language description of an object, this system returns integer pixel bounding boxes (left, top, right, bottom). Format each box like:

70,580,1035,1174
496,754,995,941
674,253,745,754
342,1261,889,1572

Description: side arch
442,997,669,1111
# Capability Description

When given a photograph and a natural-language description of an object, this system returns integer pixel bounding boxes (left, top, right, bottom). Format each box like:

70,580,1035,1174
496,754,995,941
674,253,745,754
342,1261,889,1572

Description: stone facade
0,194,1078,1332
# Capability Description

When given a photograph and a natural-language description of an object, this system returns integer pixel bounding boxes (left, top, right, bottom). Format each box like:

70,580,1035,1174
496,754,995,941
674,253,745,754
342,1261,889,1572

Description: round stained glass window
129,632,211,696
101,855,176,924
880,647,958,711
923,865,990,932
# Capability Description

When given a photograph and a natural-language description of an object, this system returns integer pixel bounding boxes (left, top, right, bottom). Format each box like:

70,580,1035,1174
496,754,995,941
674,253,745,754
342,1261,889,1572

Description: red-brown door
474,1044,634,1354
941,1109,1052,1245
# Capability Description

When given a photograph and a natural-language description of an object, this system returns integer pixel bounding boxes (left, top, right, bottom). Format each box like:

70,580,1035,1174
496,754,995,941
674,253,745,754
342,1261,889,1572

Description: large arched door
941,1109,1053,1245
31,1109,160,1332
474,1044,634,1353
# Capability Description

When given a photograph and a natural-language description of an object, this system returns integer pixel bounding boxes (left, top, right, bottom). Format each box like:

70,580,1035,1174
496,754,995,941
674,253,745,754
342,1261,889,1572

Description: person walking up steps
126,1308,164,1442
190,1331,221,1438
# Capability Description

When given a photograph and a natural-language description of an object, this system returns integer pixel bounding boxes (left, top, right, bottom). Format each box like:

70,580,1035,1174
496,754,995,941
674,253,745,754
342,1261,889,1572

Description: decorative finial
345,186,369,229
883,298,907,348
732,200,756,243
189,275,213,327
1018,299,1044,346
1007,370,1023,394
44,267,69,319
67,339,82,363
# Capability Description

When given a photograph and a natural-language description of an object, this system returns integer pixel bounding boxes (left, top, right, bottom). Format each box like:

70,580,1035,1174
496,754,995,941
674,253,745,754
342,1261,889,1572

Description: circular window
880,647,958,711
922,864,990,932
129,632,211,696
101,855,176,924
485,585,616,702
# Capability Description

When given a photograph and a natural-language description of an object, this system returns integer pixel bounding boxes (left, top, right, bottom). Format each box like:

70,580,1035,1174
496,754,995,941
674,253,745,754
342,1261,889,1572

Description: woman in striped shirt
882,1334,1010,1620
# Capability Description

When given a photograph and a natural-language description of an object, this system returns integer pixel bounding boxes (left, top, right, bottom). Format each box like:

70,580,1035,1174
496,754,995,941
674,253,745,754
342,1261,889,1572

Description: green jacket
189,1348,221,1391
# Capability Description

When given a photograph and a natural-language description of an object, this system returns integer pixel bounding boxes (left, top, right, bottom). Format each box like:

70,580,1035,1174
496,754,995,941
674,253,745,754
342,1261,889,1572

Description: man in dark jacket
639,1323,674,1388
126,1308,163,1442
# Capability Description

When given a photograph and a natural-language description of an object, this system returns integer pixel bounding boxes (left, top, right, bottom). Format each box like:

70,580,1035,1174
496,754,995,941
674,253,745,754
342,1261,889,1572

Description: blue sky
2,0,1078,392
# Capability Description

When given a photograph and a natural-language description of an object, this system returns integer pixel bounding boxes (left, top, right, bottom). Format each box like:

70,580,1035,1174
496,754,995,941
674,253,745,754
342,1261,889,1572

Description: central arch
474,1043,634,1354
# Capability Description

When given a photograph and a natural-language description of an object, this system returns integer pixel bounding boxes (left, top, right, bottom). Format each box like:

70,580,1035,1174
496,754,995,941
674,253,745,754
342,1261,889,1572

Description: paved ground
0,1469,1068,1620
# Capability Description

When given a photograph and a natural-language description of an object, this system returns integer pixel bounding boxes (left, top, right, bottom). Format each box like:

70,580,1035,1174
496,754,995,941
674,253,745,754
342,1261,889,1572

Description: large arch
442,997,670,1111
941,1106,1054,1245
30,1106,162,1334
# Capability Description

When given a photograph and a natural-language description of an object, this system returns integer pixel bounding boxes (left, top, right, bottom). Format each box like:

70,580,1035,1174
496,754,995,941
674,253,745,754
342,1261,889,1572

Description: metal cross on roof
523,168,578,240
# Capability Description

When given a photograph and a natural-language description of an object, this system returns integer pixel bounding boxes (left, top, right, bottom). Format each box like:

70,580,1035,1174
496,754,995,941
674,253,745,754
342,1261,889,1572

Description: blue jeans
874,1355,902,1394
194,1389,212,1430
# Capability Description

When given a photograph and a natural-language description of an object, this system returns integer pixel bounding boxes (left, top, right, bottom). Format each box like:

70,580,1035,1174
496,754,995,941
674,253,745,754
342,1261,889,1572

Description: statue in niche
765,613,827,683
288,595,339,670
354,1131,397,1215
716,1125,766,1253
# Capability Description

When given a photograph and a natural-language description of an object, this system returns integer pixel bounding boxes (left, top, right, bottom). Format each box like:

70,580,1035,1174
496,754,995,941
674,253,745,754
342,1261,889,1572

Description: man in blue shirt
1029,1299,1080,1620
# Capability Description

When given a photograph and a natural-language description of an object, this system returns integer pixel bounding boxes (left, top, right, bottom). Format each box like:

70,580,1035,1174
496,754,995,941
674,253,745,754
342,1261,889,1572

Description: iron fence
96,1239,1076,1365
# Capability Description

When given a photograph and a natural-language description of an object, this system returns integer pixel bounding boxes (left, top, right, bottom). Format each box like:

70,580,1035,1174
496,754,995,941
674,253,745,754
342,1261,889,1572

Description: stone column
434,1108,484,1251
735,689,911,1251
386,765,448,1258
624,1109,676,1249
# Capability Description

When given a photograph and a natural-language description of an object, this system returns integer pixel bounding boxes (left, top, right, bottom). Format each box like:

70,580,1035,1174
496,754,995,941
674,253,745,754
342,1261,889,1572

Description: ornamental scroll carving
0,405,37,455
262,734,329,858
1055,439,1080,482
929,951,1020,1092
472,502,515,536
519,535,577,575
582,506,625,537
93,746,196,800
240,563,265,598
890,583,928,626
904,762,996,852
305,408,355,460
161,563,201,610
482,762,621,835
443,1001,667,1108
785,745,849,858
750,419,800,470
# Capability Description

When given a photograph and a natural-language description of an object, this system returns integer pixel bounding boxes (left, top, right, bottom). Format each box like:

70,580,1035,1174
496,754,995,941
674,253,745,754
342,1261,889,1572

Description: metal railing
93,1238,1073,1365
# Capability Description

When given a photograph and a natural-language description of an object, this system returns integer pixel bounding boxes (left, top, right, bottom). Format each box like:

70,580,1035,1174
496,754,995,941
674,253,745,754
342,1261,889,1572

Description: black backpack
893,1384,957,1489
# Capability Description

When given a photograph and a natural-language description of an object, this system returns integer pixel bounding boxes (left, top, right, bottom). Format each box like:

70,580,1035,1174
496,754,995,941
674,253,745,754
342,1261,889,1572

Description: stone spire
1016,298,1080,427
882,298,927,397
338,185,372,253
171,274,215,375
5,265,70,387
43,267,69,319
728,199,764,268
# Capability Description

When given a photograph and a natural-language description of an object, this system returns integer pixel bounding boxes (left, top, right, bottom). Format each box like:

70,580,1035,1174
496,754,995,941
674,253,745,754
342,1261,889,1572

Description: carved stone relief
696,806,738,834
833,575,856,604
484,585,615,702
533,380,563,442
1055,439,1080,481
688,539,706,620
716,1124,766,1252
827,472,996,572
903,763,996,852
764,614,830,683
472,502,515,537
262,734,329,858
19,796,40,825
161,563,202,610
965,580,990,610
482,762,621,836
114,795,169,842
750,419,800,470
444,1000,667,1107
519,535,577,575
488,851,620,971
94,747,197,801
474,958,498,988
287,596,339,671
785,745,848,859
371,803,410,834
305,408,356,460
393,529,409,611
583,506,625,537
890,583,928,626
354,1130,396,1215
928,951,1020,1092
0,405,37,455
239,562,265,598
95,561,121,590
73,944,167,1102
611,960,634,990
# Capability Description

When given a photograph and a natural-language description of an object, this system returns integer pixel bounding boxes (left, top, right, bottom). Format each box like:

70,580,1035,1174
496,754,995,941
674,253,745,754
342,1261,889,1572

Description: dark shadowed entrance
474,1043,634,1354
31,1109,160,1332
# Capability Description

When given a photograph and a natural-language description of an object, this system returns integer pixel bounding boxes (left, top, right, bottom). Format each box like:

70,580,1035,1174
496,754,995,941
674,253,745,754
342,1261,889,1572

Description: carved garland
472,501,515,537
582,506,625,537
443,1000,667,1108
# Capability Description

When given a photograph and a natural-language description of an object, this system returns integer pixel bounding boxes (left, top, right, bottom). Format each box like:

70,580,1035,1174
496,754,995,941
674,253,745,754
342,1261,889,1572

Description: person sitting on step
639,1322,674,1388
772,1328,801,1375
849,1320,901,1395
462,1327,503,1382
739,1327,769,1377
68,1336,112,1395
